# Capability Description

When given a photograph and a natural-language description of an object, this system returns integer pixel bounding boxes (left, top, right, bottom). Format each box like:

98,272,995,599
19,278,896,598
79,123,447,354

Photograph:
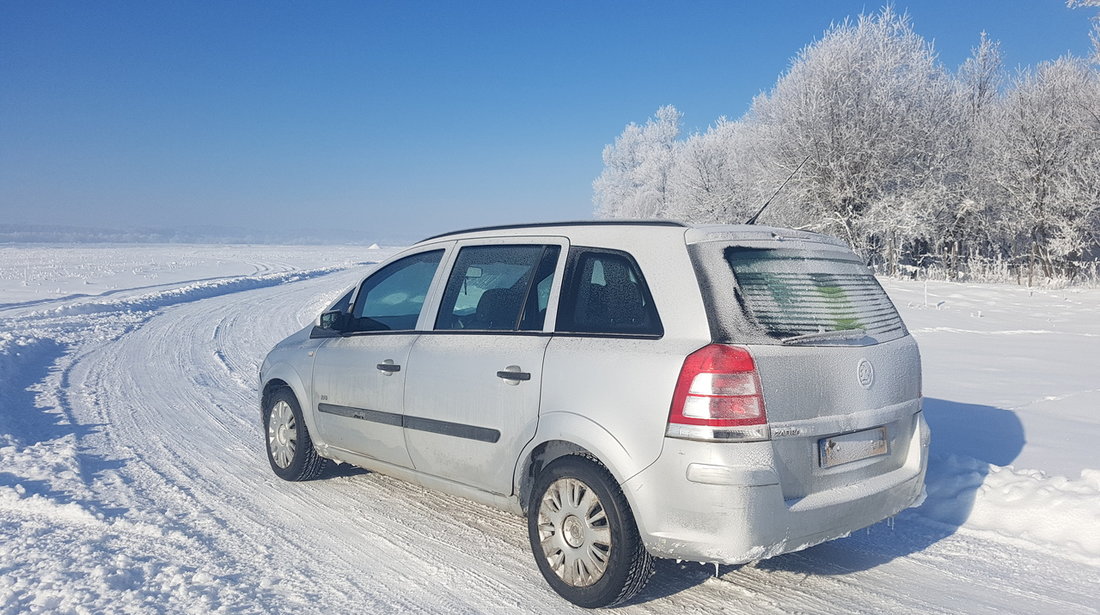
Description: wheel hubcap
536,477,612,587
267,400,297,469
563,515,585,548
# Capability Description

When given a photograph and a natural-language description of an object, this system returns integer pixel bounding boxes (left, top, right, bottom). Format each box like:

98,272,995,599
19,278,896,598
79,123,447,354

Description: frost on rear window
725,247,905,341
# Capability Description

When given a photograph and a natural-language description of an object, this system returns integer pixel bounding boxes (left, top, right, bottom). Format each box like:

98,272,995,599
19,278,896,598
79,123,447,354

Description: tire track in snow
0,263,380,613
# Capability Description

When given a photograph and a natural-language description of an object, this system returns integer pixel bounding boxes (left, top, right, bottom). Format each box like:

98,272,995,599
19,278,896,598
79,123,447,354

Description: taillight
666,344,770,442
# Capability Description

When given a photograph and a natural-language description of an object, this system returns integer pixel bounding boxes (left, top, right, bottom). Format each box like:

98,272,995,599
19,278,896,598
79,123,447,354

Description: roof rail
418,220,688,243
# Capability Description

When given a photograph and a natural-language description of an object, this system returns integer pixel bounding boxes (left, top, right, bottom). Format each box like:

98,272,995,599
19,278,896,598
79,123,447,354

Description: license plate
819,426,888,468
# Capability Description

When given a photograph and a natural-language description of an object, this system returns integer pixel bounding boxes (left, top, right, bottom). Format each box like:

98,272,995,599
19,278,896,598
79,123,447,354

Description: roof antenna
745,155,810,225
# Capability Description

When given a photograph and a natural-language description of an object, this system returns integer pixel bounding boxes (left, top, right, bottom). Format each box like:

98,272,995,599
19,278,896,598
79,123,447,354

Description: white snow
879,279,1100,565
1,245,1097,613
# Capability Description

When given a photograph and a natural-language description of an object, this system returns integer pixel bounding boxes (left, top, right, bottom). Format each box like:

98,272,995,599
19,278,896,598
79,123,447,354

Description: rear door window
435,245,560,331
724,247,906,342
556,249,662,336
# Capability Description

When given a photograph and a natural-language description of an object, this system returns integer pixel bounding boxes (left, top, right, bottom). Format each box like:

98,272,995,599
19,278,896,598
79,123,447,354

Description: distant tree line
593,7,1100,283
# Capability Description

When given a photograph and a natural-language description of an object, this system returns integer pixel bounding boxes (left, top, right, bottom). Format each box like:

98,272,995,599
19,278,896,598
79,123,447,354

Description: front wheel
527,456,653,608
263,388,328,481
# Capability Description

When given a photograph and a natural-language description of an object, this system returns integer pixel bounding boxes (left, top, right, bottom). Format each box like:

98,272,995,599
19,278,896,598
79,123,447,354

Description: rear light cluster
666,344,770,442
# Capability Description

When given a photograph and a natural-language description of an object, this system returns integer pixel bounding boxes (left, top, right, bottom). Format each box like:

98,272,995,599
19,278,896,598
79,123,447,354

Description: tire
527,455,654,608
263,388,328,481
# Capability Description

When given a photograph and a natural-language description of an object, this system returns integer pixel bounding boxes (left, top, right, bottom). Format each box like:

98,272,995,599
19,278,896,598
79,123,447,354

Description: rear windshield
689,242,907,345
725,247,905,341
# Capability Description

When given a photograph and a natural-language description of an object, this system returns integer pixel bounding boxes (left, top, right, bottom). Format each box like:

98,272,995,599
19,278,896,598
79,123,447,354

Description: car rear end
623,225,929,563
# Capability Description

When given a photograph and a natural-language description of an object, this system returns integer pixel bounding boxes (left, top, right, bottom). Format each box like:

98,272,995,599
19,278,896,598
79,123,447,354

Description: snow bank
0,514,270,615
920,455,1100,562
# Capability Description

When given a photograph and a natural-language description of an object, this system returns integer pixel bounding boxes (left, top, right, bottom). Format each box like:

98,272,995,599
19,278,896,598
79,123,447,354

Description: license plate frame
818,426,888,469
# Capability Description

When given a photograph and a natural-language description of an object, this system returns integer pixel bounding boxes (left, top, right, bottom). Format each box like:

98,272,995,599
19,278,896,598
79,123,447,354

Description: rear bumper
622,411,929,563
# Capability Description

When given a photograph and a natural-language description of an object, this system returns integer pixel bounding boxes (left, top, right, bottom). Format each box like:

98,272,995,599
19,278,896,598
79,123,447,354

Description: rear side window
557,249,662,337
724,247,905,341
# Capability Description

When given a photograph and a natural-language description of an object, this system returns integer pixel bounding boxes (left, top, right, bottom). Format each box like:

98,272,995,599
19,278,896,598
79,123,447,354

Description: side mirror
318,309,349,331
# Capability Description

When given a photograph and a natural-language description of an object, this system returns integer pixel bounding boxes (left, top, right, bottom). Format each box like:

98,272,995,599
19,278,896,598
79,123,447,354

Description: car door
402,239,565,495
311,247,448,468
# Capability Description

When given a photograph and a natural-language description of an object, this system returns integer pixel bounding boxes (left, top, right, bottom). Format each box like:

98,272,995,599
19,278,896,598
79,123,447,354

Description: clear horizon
2,1,1096,244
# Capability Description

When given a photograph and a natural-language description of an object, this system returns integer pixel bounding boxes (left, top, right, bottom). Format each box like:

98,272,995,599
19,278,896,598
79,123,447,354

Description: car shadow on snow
325,464,370,479
757,397,1025,575
920,397,1026,467
625,397,1025,601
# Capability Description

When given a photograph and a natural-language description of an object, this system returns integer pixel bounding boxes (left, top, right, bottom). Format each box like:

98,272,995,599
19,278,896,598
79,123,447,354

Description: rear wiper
781,328,868,346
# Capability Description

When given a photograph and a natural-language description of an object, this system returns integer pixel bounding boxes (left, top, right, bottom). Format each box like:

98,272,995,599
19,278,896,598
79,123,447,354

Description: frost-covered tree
988,57,1100,280
665,118,758,223
746,8,960,269
591,7,1100,282
593,105,683,218
945,33,1006,272
957,32,1003,118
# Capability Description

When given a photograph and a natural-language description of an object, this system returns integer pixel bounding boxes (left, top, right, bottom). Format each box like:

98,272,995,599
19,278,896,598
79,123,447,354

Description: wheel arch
515,411,643,516
261,378,291,410
260,362,324,448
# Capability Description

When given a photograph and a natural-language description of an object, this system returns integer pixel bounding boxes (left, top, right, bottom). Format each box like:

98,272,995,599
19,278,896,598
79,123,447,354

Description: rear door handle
377,359,401,375
497,365,531,384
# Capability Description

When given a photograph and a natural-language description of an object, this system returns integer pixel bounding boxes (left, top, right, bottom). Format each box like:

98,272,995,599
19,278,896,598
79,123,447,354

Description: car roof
417,220,687,242
415,220,845,249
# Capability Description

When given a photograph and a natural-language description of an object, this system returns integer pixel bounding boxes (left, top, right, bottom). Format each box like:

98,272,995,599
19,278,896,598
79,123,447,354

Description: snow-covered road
2,246,1097,614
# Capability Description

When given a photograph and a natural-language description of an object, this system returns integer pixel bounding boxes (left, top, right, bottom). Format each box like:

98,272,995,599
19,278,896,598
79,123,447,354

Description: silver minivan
259,221,929,608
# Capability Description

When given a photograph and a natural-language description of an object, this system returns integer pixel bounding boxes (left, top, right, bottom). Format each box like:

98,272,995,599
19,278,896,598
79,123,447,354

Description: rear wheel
263,388,328,481
528,456,653,608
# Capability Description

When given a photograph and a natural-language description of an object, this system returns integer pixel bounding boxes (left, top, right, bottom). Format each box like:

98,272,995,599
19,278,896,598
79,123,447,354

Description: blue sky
1,1,1095,243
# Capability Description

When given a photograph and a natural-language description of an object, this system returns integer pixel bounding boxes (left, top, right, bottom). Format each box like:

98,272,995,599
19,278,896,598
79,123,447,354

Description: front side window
435,245,560,331
349,250,444,332
557,249,662,336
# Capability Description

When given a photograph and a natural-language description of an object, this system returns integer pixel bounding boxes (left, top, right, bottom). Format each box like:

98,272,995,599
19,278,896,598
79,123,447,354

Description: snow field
0,245,1098,613
0,244,376,311
881,278,1100,564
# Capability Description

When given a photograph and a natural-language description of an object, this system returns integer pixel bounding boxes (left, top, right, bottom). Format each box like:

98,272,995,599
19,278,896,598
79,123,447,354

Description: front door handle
497,365,531,385
377,359,401,375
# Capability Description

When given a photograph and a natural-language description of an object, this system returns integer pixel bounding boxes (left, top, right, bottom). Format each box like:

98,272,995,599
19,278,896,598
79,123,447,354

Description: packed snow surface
1,245,1097,614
